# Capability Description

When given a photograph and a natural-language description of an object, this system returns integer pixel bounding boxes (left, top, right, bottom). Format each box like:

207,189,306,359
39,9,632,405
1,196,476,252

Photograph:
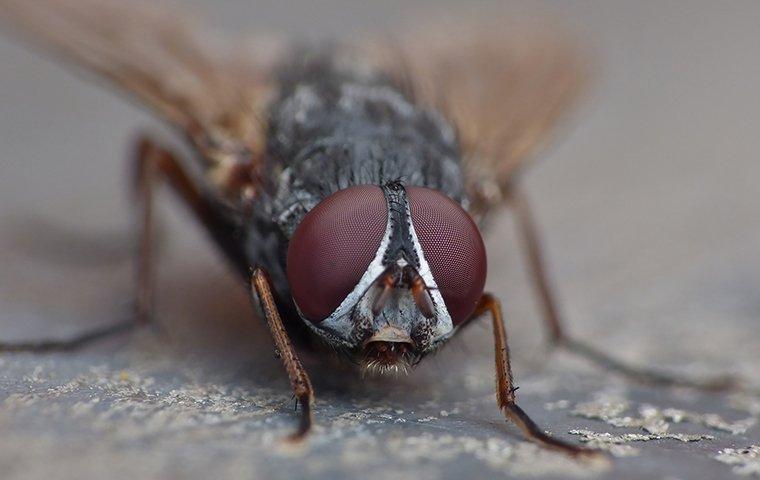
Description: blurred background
0,1,758,479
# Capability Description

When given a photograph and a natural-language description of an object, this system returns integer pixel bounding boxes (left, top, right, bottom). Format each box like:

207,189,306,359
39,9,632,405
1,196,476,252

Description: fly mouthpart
360,326,416,376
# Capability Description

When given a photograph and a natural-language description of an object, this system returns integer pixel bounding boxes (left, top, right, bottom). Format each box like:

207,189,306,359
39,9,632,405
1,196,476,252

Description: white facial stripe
311,203,395,340
403,200,454,340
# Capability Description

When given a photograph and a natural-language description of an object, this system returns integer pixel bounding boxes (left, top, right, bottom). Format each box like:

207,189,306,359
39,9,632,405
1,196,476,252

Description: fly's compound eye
287,185,388,323
406,186,487,325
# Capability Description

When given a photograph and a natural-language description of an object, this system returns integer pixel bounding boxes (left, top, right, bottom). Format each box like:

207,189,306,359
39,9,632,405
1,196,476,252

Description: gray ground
1,1,759,479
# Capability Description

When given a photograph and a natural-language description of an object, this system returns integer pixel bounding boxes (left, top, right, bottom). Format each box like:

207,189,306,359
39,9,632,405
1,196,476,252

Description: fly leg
251,267,315,441
0,136,173,353
139,144,314,439
469,294,602,458
0,135,239,353
504,184,565,343
132,136,200,325
133,135,249,324
505,184,737,391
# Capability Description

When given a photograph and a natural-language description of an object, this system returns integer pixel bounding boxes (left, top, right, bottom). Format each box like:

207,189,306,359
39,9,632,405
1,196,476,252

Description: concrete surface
1,1,759,479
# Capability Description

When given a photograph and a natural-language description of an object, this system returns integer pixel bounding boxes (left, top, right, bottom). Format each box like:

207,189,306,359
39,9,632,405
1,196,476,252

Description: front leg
251,267,315,440
470,294,602,458
137,138,315,439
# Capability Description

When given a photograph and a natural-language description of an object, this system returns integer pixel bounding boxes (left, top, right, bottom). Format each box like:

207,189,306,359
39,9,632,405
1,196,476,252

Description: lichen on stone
571,394,755,435
570,429,713,457
714,445,760,477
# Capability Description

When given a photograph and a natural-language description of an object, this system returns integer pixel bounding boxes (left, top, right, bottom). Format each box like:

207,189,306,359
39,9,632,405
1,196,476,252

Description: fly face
286,182,487,374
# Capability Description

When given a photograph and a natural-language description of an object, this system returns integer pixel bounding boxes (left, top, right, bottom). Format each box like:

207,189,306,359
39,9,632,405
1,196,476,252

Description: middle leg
0,136,213,353
131,135,249,324
505,184,737,391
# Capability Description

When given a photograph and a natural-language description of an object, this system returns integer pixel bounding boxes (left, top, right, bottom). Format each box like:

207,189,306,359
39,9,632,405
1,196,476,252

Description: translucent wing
0,0,278,195
370,16,590,218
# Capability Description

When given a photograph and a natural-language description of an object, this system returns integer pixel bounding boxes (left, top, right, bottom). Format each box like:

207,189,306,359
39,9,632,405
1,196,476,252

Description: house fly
0,0,736,458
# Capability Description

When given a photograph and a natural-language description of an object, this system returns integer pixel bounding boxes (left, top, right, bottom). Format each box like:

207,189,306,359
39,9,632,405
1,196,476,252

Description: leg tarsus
504,404,602,460
290,393,313,442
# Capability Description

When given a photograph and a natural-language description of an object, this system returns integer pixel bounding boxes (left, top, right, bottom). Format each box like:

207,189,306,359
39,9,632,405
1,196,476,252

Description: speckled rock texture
0,1,758,479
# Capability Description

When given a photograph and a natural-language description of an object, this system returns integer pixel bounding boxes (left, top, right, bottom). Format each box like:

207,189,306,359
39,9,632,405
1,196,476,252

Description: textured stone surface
1,1,759,479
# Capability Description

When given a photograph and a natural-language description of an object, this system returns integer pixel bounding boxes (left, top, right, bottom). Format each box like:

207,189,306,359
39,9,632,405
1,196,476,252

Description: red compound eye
287,185,387,322
407,186,487,325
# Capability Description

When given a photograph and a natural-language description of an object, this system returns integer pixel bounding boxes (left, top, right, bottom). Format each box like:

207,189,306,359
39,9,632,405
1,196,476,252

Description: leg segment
470,294,601,458
251,267,315,441
506,184,737,391
132,136,248,323
134,137,210,324
0,136,233,353
504,184,564,343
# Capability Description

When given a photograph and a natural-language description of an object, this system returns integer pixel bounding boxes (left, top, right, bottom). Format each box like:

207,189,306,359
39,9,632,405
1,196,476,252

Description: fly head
286,182,487,375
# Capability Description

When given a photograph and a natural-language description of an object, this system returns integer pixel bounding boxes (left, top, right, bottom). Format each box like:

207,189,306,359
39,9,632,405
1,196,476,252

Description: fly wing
0,0,278,197
370,16,590,219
